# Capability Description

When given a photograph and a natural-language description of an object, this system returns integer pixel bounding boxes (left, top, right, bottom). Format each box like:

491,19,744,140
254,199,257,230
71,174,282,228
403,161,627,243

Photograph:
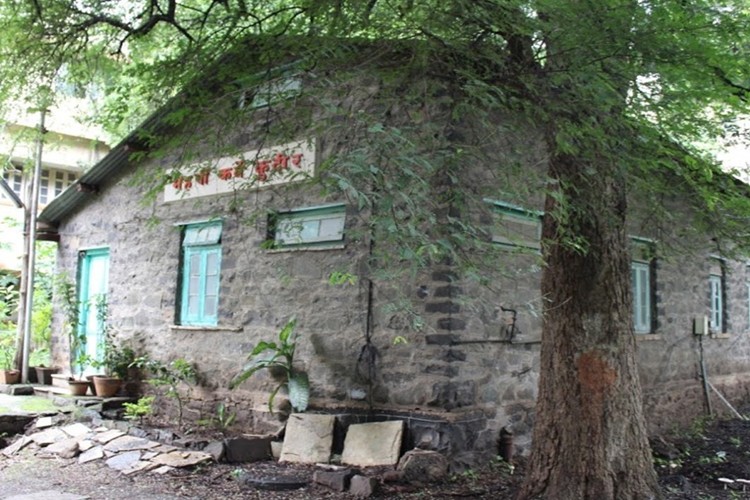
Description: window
248,76,301,108
54,171,65,197
708,258,727,333
179,221,222,326
1,166,77,205
709,273,724,333
631,262,651,333
39,169,49,204
272,204,345,248
630,238,655,334
1,166,23,200
485,199,542,250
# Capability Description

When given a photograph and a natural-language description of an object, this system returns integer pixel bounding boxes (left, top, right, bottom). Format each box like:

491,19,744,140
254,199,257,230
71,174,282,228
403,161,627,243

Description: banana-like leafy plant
229,317,309,413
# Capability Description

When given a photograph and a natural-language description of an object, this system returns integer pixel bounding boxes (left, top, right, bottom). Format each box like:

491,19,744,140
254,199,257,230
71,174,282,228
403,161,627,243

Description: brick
425,302,460,314
434,285,462,298
437,317,466,331
425,334,457,346
313,469,355,492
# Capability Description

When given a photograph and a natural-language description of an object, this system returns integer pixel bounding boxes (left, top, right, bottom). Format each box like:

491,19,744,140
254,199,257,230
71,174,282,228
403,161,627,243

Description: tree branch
711,65,749,102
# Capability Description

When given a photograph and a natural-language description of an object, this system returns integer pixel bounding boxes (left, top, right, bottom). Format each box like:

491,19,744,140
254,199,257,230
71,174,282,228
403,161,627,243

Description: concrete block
341,420,404,467
280,413,334,464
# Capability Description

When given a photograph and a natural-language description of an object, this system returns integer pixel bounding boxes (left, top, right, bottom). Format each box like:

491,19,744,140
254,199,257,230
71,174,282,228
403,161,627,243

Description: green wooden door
77,248,109,375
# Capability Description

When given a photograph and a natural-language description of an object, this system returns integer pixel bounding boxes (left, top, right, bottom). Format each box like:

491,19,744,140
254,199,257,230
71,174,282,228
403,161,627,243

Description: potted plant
91,333,136,397
229,317,309,414
0,329,20,385
55,274,90,395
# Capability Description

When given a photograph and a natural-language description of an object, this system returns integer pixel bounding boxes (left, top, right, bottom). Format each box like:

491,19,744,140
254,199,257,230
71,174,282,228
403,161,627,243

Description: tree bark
518,134,661,499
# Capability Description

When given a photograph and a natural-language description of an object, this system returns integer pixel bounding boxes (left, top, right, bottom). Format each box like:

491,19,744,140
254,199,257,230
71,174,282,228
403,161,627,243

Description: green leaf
278,317,297,344
250,341,277,356
288,371,310,413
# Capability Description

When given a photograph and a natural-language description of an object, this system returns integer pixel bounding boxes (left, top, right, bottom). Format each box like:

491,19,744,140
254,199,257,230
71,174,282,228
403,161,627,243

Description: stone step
33,385,74,396
51,374,71,389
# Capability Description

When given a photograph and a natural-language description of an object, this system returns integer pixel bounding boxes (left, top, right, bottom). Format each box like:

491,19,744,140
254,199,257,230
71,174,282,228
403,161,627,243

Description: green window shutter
180,222,222,326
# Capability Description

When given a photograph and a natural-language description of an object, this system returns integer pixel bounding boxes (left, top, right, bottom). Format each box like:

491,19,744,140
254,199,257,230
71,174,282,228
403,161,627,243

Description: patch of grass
19,398,62,412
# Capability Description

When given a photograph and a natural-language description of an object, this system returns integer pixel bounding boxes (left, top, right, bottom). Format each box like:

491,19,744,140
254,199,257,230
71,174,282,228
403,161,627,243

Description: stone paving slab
150,450,213,468
2,435,32,456
106,450,142,471
104,435,160,452
341,420,404,467
78,445,105,464
280,413,335,464
44,437,80,458
61,423,92,438
93,428,124,444
30,428,68,446
3,418,223,479
122,460,160,476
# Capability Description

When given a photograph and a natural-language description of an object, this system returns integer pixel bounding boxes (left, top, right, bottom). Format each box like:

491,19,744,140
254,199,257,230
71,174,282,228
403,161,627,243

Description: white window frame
273,204,346,248
710,273,724,333
631,261,652,334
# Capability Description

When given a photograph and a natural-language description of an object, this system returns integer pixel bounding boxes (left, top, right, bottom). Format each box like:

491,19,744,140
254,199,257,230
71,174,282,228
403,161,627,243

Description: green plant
328,271,358,286
85,294,138,379
131,357,196,427
0,329,16,370
199,402,237,433
123,395,155,423
54,273,87,378
687,415,714,439
229,317,309,413
698,450,727,465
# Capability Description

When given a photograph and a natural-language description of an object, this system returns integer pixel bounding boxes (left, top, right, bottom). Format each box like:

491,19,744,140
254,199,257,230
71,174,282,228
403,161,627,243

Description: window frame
237,62,303,110
179,221,223,326
631,261,652,334
630,237,656,335
709,272,724,334
271,203,346,249
484,198,543,251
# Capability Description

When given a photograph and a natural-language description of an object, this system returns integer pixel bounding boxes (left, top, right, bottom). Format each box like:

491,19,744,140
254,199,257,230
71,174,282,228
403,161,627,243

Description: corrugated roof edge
35,35,313,230
37,104,173,227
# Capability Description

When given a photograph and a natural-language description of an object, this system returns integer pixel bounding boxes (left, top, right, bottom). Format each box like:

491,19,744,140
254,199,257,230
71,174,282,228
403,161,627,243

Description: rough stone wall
48,61,750,465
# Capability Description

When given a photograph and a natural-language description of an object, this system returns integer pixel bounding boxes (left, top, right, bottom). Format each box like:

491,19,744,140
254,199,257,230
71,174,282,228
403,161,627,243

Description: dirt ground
3,415,750,499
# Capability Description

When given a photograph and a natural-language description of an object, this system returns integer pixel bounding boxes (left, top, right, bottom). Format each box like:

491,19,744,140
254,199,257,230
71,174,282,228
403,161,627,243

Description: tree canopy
4,1,750,498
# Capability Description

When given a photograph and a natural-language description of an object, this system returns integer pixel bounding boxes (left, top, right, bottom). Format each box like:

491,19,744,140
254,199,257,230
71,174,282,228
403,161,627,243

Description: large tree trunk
518,141,661,499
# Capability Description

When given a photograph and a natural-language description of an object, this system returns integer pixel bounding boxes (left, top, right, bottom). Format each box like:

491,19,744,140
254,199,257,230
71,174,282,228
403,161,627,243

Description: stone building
37,42,750,465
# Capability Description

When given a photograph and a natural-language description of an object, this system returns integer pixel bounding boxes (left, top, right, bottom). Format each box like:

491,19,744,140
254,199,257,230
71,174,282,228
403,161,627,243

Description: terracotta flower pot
0,369,21,385
92,376,122,398
68,379,90,396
